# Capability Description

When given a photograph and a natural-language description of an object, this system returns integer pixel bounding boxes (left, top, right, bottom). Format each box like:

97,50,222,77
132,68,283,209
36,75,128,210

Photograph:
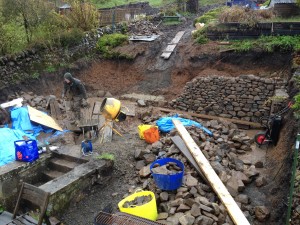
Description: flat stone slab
121,93,165,103
39,160,106,194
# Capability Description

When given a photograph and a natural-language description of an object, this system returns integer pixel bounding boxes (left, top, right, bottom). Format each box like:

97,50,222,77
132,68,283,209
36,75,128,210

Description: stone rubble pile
128,20,160,36
133,117,270,225
7,92,65,113
170,75,285,122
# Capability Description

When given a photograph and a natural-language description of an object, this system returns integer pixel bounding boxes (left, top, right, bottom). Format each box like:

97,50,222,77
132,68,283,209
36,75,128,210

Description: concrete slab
39,160,106,194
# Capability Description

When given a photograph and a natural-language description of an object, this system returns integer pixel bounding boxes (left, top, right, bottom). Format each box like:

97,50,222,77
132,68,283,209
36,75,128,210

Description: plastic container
118,189,158,221
14,140,39,162
150,158,184,191
138,124,153,139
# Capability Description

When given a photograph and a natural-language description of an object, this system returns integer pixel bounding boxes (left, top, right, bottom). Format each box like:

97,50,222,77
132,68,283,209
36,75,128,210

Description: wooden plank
164,44,176,52
161,52,172,59
93,101,102,115
172,119,250,225
99,115,112,143
156,107,261,129
170,31,185,44
27,106,63,131
171,136,208,183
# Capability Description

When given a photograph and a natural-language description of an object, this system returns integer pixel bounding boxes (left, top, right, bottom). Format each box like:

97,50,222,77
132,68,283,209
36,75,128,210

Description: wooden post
172,119,250,225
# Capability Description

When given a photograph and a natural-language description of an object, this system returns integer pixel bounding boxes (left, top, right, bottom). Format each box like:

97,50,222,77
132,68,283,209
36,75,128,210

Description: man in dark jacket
62,72,88,123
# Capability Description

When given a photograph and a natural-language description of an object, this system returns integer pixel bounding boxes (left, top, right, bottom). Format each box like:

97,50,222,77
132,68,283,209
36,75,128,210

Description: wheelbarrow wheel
254,131,269,146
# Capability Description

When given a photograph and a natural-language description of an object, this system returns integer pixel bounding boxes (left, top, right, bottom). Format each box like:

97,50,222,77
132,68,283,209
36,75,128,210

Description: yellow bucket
118,189,158,221
138,124,157,139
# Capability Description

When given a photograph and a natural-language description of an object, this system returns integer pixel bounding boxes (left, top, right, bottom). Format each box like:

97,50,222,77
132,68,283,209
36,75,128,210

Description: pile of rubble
128,20,161,36
133,117,270,224
7,92,65,113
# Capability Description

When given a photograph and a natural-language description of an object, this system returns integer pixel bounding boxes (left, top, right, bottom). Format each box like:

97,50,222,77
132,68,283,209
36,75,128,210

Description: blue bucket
150,158,184,191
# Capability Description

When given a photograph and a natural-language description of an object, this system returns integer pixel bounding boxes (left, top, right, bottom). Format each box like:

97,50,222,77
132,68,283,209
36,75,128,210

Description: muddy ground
0,14,296,225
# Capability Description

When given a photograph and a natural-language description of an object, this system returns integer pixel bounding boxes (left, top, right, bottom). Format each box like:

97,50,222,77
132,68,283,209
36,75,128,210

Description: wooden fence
207,22,300,40
99,8,145,26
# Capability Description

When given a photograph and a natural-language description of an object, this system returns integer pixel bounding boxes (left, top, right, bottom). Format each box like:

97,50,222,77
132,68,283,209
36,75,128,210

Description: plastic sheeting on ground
0,128,36,166
11,107,53,136
156,115,213,136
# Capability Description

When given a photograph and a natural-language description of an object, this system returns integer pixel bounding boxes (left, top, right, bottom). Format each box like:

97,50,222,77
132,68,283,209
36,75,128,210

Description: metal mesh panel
94,211,162,225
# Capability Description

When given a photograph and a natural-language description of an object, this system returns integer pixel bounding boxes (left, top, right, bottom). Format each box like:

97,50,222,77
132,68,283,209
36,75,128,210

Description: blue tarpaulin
0,128,36,166
156,115,213,136
0,106,56,166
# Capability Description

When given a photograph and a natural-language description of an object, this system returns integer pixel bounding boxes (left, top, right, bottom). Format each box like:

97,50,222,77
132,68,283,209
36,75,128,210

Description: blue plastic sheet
10,107,53,136
156,115,213,136
0,128,36,166
11,107,33,131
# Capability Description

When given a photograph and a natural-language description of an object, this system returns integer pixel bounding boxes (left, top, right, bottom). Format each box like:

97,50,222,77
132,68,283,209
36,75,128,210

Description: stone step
43,170,65,180
49,158,82,173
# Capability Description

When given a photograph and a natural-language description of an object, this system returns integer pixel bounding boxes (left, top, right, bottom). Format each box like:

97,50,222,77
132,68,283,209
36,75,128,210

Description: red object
144,127,160,144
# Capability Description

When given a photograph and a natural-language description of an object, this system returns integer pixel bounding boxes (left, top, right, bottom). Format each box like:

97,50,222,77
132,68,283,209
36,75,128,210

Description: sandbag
144,127,160,144
138,124,154,139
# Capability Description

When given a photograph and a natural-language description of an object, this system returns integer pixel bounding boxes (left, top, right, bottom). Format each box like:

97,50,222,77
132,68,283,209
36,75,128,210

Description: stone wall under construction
170,75,285,122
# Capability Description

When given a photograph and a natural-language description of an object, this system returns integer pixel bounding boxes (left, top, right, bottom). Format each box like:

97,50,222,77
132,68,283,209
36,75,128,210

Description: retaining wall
170,75,285,122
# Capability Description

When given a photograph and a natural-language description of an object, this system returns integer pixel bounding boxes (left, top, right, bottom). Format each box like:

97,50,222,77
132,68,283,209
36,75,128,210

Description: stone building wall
170,75,285,122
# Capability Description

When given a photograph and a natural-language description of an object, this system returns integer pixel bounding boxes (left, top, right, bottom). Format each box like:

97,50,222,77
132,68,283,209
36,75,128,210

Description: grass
230,35,300,52
45,65,56,73
199,0,226,6
96,153,115,161
92,0,170,8
163,20,182,26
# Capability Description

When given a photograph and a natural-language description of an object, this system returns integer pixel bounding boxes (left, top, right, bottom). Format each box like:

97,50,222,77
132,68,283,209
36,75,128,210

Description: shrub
196,35,209,44
97,33,128,58
232,40,253,52
58,28,85,48
194,7,227,26
218,6,275,26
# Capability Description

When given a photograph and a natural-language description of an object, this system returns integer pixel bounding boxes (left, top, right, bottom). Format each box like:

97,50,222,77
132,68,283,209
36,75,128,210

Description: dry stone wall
170,75,285,122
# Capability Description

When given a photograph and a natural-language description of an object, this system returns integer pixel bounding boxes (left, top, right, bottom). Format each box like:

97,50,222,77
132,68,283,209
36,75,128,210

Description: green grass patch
45,65,56,73
92,0,170,8
230,35,300,52
163,20,182,26
96,33,129,59
194,7,226,26
199,0,227,6
96,153,115,161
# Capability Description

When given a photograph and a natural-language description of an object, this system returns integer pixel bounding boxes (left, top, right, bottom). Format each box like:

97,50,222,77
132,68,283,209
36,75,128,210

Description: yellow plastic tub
118,189,158,221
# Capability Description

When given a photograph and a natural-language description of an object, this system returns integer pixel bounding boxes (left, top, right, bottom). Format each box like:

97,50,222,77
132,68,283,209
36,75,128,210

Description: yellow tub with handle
118,189,158,221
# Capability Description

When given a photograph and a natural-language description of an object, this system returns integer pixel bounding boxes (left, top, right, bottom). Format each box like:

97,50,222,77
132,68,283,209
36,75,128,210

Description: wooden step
49,158,81,173
43,170,65,180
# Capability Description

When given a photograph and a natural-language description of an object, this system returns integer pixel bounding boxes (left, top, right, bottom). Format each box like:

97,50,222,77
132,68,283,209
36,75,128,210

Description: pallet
161,31,185,59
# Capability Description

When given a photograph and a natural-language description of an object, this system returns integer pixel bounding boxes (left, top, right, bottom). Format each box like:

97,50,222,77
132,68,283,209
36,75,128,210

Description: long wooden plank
99,115,112,143
172,119,250,225
156,107,261,128
171,136,208,183
27,106,63,131
170,31,185,44
164,44,176,52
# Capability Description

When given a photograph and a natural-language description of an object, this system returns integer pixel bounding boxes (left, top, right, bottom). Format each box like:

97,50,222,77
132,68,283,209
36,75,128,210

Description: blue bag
156,115,213,136
81,140,93,154
14,140,39,162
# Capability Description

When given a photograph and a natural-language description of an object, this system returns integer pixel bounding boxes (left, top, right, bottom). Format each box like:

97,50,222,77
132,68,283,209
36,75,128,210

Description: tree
62,0,99,31
1,0,52,43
